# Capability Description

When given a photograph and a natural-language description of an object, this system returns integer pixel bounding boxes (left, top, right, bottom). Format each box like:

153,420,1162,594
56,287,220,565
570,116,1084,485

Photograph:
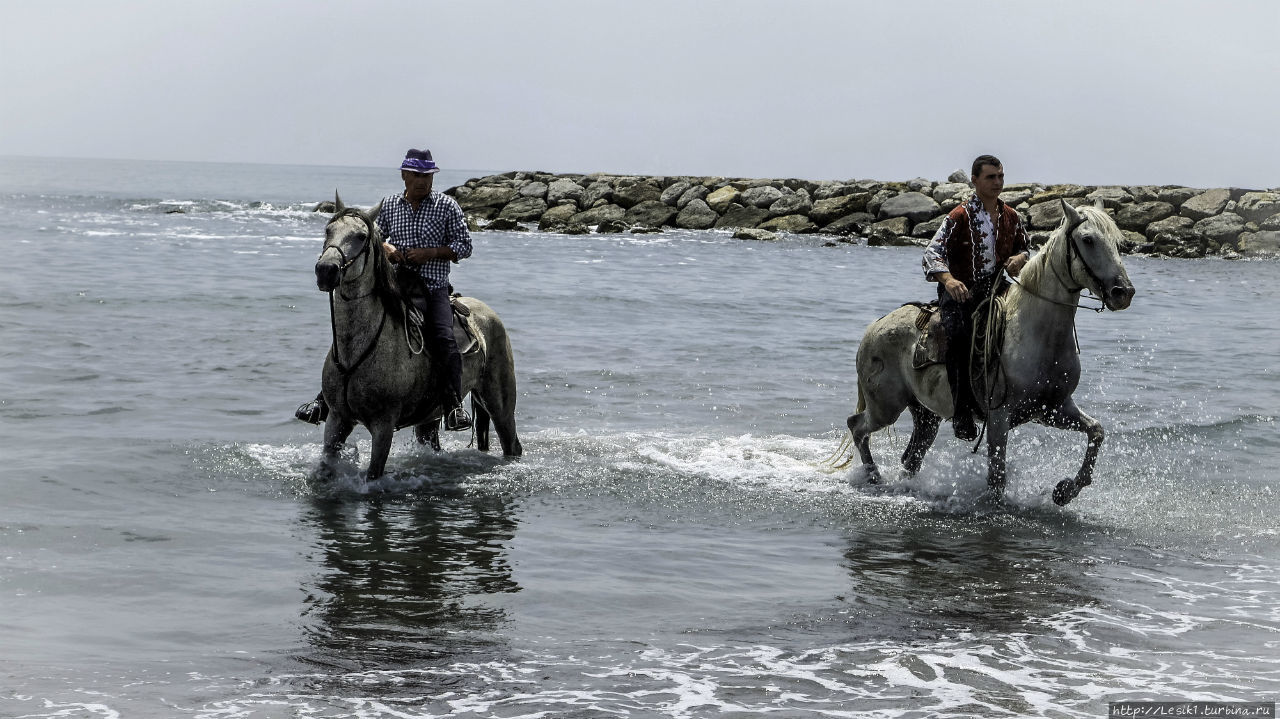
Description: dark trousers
412,287,463,404
937,275,996,418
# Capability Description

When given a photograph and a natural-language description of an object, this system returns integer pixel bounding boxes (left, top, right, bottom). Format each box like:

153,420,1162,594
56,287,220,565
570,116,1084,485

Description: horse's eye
1081,234,1094,245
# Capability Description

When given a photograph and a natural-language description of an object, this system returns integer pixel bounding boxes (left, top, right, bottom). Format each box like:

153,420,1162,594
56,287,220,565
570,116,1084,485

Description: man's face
402,169,434,200
972,163,1004,202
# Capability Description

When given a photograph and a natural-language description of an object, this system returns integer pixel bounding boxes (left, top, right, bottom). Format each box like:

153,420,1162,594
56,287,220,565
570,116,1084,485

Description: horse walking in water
312,195,521,479
835,201,1135,505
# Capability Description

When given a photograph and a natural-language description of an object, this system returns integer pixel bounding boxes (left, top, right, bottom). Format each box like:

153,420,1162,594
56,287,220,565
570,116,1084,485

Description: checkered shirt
376,191,472,289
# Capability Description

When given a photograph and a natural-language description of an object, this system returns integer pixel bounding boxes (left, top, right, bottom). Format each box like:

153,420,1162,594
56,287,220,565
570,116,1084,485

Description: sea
1,155,1277,718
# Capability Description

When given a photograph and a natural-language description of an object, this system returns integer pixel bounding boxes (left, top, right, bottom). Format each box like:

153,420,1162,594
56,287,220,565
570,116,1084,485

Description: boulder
1179,188,1230,220
907,177,933,192
582,180,613,207
1193,212,1247,245
485,217,522,231
623,200,678,228
1028,200,1069,230
676,185,709,209
569,203,625,227
932,182,972,204
1236,192,1280,224
1127,186,1161,202
866,217,912,245
562,223,590,235
715,203,771,229
821,212,874,237
458,185,516,210
1237,230,1280,256
740,185,784,208
675,199,719,229
546,178,584,206
1115,201,1176,232
811,192,870,224
1152,227,1207,257
706,186,740,213
733,228,778,242
768,189,812,217
517,181,548,199
660,180,692,206
596,218,629,234
877,191,941,222
1144,215,1193,242
313,200,338,213
947,169,969,184
758,214,817,234
812,182,860,201
613,181,662,209
1029,184,1088,204
912,215,945,239
538,203,578,230
1085,186,1132,210
498,196,548,222
1157,186,1200,207
1260,213,1280,231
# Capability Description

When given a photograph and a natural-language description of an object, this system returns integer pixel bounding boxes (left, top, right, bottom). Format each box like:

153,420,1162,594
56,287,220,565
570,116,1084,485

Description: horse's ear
1061,199,1083,228
334,190,345,214
368,199,383,223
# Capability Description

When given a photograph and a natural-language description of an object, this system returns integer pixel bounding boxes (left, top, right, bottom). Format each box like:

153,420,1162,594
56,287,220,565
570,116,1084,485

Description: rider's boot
946,361,978,441
295,392,328,424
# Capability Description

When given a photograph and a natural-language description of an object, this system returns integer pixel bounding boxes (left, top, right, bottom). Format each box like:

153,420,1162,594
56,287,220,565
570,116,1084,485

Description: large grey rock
932,182,972,204
758,214,817,234
517,181,548,199
623,200,678,228
569,203,625,227
1127,186,1161,202
538,203,578,230
458,185,516,210
1260,213,1280,231
582,180,613,207
1238,230,1280,256
740,185,784,208
660,181,692,206
1193,212,1247,244
998,188,1035,207
733,228,778,242
1150,223,1205,257
596,218,629,234
1115,201,1176,231
912,215,945,239
675,198,718,229
546,178,584,206
676,184,709,209
769,189,812,217
497,196,548,222
821,212,875,236
866,217,913,246
1028,200,1068,230
811,193,870,224
1236,192,1280,223
1178,188,1230,221
907,177,934,192
1157,186,1200,207
1029,184,1088,204
947,169,969,184
706,186,740,213
866,188,898,217
1144,215,1193,241
613,181,662,209
715,203,771,229
1085,186,1132,210
878,191,941,222
812,182,860,201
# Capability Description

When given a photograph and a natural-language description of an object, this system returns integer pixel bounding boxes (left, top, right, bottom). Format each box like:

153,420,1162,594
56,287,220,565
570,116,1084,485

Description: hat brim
402,167,440,175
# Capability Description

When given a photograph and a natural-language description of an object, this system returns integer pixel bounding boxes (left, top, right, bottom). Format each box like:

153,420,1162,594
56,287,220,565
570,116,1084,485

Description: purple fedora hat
400,148,440,174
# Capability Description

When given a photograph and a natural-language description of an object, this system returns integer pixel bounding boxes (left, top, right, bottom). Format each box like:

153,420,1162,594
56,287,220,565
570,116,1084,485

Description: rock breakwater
443,170,1280,257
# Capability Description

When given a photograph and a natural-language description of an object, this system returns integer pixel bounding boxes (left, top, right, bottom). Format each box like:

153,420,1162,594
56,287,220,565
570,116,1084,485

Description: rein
1008,220,1107,313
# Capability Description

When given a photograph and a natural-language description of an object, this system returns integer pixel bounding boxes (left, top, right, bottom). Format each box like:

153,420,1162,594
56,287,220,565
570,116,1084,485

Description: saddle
908,301,946,369
394,265,479,355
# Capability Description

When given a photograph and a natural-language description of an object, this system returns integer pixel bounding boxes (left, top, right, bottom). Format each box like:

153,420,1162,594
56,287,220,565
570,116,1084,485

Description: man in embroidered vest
296,148,475,432
922,155,1030,440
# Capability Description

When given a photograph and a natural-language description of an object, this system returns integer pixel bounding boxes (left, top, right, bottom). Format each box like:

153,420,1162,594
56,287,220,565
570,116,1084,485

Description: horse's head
1060,201,1136,311
315,191,385,292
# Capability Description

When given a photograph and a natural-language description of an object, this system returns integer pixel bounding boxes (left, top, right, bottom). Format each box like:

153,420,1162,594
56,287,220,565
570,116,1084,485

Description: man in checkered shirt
296,148,475,432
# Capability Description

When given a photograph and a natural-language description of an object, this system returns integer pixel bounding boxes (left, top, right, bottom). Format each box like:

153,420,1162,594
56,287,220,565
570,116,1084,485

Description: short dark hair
971,155,1002,178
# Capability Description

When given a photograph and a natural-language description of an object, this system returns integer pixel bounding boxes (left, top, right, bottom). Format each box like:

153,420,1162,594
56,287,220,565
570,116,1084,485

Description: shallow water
1,157,1278,717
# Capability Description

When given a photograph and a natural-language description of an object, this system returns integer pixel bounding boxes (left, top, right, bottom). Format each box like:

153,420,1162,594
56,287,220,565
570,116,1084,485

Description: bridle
1008,215,1108,313
321,209,388,382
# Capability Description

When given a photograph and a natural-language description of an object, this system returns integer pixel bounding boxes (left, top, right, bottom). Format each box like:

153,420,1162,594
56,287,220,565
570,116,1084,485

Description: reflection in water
840,517,1100,635
296,491,520,671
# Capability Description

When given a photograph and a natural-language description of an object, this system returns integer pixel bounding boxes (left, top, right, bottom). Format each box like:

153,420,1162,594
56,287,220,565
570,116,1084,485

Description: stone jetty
443,170,1280,257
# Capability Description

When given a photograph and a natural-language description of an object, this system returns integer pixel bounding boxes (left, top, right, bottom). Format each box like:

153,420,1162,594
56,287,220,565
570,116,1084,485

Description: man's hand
383,242,398,261
1005,252,1029,277
941,275,970,302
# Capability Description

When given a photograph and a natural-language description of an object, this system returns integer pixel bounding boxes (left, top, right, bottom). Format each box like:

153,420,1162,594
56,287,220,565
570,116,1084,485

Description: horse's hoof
1053,479,1079,506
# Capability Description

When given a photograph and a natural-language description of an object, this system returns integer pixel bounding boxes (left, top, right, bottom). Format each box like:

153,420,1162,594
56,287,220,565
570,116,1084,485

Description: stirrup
444,404,472,432
295,398,328,425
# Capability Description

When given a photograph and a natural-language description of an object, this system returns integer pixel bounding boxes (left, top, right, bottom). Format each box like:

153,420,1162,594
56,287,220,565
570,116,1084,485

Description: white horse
836,201,1135,505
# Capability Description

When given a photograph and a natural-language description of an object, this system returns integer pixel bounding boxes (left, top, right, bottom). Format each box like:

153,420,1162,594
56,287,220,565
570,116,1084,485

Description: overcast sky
2,1,1277,188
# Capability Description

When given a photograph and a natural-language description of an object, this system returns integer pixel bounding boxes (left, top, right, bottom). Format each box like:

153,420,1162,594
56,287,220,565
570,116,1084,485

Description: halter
1008,215,1108,313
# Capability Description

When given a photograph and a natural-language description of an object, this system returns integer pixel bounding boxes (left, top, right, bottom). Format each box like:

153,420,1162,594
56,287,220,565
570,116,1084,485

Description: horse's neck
1007,233,1080,343
331,269,395,350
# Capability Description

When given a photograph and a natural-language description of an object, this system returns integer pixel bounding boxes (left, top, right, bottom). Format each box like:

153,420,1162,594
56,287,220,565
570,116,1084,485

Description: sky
2,0,1277,188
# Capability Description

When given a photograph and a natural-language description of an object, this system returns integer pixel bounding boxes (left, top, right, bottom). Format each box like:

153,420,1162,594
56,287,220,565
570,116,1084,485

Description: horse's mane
1017,203,1121,294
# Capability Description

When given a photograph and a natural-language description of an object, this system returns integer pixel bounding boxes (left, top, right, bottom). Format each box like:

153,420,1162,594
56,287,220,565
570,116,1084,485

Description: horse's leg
985,409,1012,500
1039,399,1104,506
901,401,941,477
845,411,881,484
322,412,355,461
472,397,492,453
476,366,521,458
365,418,397,480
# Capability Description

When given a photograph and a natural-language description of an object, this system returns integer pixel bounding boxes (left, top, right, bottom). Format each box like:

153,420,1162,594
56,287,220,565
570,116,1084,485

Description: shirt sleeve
374,197,391,239
444,196,472,262
1010,209,1030,256
923,214,955,280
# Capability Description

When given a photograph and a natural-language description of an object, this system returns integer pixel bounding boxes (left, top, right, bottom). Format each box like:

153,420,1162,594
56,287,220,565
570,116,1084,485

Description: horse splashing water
831,201,1135,505
312,194,521,480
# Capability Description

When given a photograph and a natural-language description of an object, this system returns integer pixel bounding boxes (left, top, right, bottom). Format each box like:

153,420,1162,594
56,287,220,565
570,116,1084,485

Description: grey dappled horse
313,195,521,480
838,202,1135,505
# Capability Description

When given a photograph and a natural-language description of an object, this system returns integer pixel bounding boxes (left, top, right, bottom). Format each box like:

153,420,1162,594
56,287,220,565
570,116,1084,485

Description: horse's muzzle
315,261,340,292
1106,284,1135,311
